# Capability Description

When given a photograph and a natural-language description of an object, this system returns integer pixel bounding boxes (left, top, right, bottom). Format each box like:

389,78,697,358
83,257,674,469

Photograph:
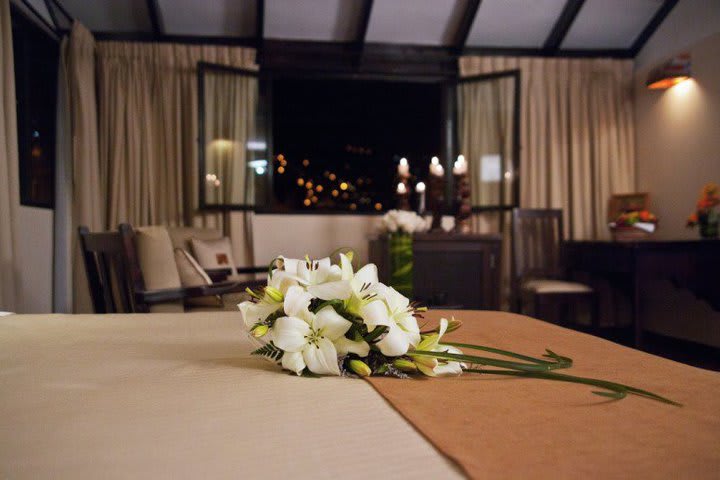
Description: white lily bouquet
240,253,679,405
379,209,429,234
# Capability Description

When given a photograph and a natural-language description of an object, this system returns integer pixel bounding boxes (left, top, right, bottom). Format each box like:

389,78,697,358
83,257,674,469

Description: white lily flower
339,253,382,316
411,318,465,377
360,285,420,357
239,300,281,330
238,267,301,330
273,305,368,375
278,256,352,301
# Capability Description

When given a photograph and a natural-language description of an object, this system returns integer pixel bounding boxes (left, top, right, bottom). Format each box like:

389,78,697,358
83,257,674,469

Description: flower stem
443,342,572,369
464,368,681,406
410,350,556,373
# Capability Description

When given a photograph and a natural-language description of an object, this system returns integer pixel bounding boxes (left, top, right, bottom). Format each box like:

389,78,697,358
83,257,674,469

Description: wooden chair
511,208,598,328
78,224,245,313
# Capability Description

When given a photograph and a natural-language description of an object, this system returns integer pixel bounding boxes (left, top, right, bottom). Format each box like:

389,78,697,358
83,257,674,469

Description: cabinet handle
490,254,495,269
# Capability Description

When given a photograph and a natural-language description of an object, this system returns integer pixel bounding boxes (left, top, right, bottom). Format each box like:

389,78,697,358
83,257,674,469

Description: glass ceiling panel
466,0,567,48
159,0,256,37
60,0,152,32
264,0,364,42
365,0,463,46
561,0,663,49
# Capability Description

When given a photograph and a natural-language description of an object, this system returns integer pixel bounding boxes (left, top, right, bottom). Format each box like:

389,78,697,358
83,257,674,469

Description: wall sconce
646,54,691,90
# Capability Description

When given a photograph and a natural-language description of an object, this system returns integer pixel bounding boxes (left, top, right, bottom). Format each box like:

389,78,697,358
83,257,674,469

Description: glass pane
457,74,517,208
201,67,267,207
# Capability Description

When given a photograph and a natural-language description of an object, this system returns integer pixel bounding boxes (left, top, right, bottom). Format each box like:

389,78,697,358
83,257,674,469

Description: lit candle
415,181,426,213
453,154,467,175
398,157,410,177
397,182,407,194
430,162,444,177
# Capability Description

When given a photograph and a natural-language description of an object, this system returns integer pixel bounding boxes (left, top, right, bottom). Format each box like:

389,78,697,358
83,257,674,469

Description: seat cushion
191,237,238,271
522,279,593,294
135,226,184,313
174,248,223,308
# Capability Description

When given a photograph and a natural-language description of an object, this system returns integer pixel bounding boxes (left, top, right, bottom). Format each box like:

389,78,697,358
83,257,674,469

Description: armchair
78,224,260,313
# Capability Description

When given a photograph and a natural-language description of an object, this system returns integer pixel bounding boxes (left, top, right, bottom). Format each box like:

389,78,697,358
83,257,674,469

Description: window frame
455,69,522,213
197,61,266,211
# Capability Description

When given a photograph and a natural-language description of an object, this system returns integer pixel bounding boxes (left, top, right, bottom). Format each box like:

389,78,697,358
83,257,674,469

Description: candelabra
453,171,471,234
395,179,411,211
428,174,444,232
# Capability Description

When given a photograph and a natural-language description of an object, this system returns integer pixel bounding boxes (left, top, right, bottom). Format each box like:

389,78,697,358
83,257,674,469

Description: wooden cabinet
369,233,502,310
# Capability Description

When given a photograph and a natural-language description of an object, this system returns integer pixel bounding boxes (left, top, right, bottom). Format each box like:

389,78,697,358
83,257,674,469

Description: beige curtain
63,22,103,313
94,41,257,266
458,76,515,207
0,0,20,311
460,56,635,240
203,70,257,205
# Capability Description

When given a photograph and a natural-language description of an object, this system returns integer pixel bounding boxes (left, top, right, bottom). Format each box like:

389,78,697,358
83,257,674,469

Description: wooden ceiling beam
355,0,374,52
629,0,679,57
453,0,481,53
543,0,584,54
146,0,164,36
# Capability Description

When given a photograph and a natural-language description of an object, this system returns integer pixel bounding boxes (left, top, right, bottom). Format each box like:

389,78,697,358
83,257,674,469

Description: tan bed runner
366,310,720,479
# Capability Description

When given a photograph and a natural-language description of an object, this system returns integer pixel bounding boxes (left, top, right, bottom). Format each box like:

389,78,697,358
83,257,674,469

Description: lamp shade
646,54,691,89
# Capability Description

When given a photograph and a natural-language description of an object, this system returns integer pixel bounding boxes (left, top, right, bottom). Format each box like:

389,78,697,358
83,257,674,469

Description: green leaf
364,325,388,342
444,342,572,369
251,342,284,362
410,350,554,372
592,390,627,400
463,368,681,406
315,299,345,313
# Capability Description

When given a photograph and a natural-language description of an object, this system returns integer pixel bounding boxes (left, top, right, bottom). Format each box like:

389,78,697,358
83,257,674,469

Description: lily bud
409,354,438,369
348,359,372,377
393,358,418,372
251,325,269,338
264,286,283,303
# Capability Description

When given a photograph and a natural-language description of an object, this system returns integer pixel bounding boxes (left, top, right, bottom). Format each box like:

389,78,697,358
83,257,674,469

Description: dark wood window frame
197,59,521,216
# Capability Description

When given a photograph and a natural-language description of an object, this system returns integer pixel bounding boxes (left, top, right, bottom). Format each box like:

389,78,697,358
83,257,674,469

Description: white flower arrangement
240,253,462,377
238,253,680,405
380,209,429,234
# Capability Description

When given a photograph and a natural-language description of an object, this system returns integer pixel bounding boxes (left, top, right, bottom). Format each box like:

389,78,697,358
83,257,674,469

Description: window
11,8,59,209
271,77,442,213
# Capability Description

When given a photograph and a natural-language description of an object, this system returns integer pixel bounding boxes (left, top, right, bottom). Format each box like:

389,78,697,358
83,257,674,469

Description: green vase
389,233,413,298
698,210,719,239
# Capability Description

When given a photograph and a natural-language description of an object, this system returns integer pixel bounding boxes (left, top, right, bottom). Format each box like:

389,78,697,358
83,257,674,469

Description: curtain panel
94,41,257,229
460,56,636,240
93,41,258,284
63,22,103,313
0,0,20,311
62,23,257,312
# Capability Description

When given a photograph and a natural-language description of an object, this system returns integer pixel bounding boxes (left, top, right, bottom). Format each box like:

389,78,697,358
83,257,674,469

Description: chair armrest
136,288,188,305
136,281,242,305
236,266,267,275
203,266,266,282
204,268,233,282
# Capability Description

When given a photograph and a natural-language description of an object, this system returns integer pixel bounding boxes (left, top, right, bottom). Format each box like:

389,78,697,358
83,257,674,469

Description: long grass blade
442,342,572,369
464,368,681,406
410,350,555,373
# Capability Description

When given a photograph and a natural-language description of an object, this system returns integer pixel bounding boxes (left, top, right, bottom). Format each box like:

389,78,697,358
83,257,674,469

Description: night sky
272,77,441,212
